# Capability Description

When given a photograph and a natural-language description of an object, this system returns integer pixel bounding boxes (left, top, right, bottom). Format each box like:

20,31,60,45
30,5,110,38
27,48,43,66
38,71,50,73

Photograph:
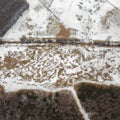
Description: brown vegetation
0,89,83,120
75,83,120,120
56,23,70,38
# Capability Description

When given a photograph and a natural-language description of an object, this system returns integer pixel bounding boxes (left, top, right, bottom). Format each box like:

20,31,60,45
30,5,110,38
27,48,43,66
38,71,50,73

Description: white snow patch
2,0,120,41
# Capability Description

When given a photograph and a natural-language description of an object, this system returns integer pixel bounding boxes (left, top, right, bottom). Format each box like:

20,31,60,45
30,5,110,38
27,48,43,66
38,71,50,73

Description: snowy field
0,1,120,119
0,44,120,92
2,0,120,42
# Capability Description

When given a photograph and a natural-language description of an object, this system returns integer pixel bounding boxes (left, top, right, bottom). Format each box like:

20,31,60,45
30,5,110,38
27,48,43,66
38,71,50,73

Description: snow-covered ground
2,0,120,42
0,44,120,92
0,0,120,92
0,2,120,120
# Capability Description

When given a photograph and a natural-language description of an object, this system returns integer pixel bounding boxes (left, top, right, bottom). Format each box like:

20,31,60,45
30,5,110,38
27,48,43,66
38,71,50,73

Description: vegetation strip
0,38,120,47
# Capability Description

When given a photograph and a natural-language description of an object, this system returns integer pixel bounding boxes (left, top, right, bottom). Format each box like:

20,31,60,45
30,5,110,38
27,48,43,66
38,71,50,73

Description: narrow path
0,38,120,47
